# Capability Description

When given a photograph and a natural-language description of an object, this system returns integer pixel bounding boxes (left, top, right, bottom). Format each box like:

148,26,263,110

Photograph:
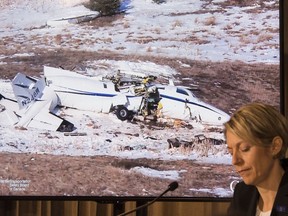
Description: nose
232,151,242,165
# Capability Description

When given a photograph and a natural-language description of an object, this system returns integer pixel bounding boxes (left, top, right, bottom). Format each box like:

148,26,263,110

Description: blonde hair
224,103,288,159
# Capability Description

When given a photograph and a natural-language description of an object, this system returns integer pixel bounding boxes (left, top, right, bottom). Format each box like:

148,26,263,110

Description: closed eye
240,146,251,152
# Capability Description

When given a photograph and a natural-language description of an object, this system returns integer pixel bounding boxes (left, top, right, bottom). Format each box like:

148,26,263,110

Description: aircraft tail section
12,73,46,110
0,73,74,132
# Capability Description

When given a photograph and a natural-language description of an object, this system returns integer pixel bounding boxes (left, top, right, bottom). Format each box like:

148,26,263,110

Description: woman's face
226,130,275,187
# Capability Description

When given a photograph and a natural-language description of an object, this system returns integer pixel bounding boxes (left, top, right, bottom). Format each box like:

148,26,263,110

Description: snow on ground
0,0,279,63
0,63,231,164
0,0,89,28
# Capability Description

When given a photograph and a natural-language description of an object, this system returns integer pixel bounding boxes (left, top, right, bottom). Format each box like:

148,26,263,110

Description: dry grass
241,80,278,102
36,153,227,197
257,33,274,43
171,20,183,29
203,16,216,26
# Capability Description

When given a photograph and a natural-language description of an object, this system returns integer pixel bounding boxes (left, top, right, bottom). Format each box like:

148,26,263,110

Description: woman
224,103,288,216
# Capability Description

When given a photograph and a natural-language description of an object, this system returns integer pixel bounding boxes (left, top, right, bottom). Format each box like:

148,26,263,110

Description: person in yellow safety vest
156,101,163,118
143,86,162,120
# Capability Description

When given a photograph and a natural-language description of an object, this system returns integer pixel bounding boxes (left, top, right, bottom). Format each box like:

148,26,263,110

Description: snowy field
0,0,279,63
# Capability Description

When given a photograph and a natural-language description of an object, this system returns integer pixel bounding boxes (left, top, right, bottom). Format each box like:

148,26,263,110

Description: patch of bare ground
0,152,236,198
87,13,124,28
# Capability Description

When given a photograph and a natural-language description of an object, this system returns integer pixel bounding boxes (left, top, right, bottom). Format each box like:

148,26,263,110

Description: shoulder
233,181,258,200
280,158,288,171
234,181,256,192
280,159,288,185
227,182,258,216
272,166,288,215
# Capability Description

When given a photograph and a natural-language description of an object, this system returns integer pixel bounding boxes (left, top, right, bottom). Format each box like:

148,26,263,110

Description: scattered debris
168,134,224,149
64,132,87,136
167,138,193,148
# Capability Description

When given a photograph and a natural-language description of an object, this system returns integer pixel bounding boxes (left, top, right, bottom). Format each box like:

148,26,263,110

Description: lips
237,168,250,175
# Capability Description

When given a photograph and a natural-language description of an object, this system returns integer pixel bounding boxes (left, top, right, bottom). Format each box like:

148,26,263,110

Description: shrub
89,0,121,16
152,0,166,4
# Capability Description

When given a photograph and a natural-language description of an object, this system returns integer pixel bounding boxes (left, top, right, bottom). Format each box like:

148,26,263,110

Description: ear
271,136,283,157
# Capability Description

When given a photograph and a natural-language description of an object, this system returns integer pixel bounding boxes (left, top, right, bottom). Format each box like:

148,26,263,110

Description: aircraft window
190,92,196,97
103,83,107,88
176,88,189,96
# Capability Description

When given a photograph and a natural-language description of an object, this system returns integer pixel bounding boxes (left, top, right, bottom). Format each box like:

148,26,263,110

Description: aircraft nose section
219,112,230,124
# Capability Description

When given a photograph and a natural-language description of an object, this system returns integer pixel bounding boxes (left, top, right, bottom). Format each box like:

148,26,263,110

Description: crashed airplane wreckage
0,66,230,131
0,73,74,132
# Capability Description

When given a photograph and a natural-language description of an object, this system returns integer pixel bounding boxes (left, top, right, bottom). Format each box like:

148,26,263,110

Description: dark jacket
227,159,288,216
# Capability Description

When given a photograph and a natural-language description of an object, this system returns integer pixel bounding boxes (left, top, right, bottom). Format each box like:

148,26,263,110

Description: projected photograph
0,0,280,199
